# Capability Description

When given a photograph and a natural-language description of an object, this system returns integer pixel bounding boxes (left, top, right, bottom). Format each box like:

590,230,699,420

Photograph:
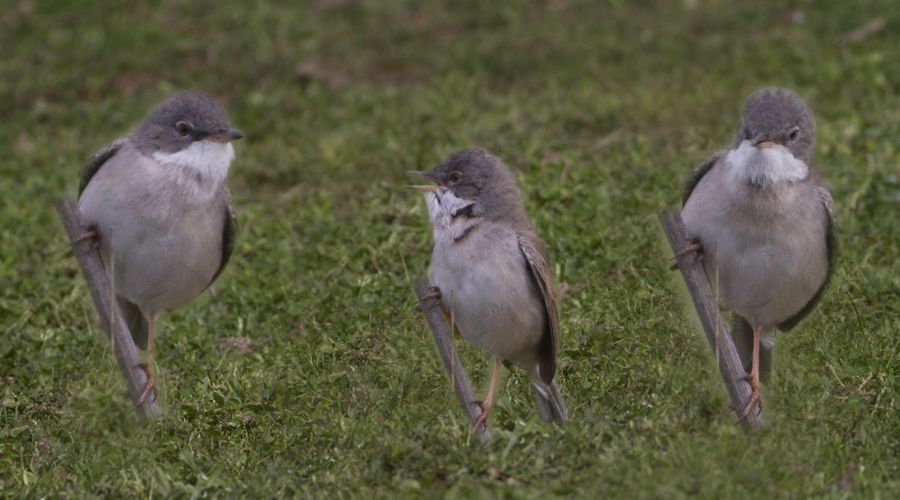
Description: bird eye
787,127,800,142
175,121,193,136
448,171,463,184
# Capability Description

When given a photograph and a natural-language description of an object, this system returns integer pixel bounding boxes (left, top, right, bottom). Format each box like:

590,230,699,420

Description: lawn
1,0,898,497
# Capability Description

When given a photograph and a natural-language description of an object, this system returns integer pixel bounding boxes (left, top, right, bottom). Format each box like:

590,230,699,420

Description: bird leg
739,325,763,419
669,240,703,270
472,358,503,430
136,314,157,404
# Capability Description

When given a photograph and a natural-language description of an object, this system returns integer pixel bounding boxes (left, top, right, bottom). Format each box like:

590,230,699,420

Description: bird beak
753,138,778,149
407,171,439,192
207,128,245,143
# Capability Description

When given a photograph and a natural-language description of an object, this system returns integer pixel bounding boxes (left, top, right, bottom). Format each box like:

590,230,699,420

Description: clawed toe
472,404,491,431
669,241,703,270
738,393,762,420
469,399,493,430
419,286,442,305
72,228,99,249
135,362,156,404
738,374,762,420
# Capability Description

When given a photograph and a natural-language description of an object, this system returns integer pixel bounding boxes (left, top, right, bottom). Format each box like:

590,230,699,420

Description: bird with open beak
77,91,243,405
410,149,569,429
681,87,835,419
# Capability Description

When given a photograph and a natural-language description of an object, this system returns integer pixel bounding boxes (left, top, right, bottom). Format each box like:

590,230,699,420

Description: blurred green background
1,0,898,497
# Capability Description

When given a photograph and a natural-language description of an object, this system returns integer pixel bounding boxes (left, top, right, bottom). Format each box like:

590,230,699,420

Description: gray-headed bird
681,88,834,417
77,92,243,403
411,149,569,429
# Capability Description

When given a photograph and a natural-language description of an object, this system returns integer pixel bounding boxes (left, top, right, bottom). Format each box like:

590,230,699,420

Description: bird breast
429,222,545,364
78,147,228,314
682,160,829,328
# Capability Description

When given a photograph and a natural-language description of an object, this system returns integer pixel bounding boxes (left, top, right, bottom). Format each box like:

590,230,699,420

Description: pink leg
473,358,503,430
740,325,762,419
137,314,157,404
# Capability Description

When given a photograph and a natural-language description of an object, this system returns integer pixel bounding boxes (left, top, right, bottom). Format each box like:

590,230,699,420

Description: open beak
207,128,245,143
407,170,439,192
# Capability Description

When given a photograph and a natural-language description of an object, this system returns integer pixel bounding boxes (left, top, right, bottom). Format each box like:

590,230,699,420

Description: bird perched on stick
77,92,243,404
410,149,569,429
681,87,834,418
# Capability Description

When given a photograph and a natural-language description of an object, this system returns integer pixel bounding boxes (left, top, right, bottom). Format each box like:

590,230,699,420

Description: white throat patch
424,188,479,244
726,140,808,186
152,140,234,187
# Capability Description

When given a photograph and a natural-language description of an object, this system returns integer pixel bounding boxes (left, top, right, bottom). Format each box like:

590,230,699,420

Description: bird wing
778,179,835,331
78,137,129,197
682,151,725,206
517,232,559,385
206,189,238,289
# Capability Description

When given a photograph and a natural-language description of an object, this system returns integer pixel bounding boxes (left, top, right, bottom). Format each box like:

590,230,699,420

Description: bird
410,148,569,429
681,87,835,418
77,91,243,404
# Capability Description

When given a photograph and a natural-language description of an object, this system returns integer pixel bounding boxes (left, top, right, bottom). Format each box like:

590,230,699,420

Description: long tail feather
532,379,568,423
117,297,148,350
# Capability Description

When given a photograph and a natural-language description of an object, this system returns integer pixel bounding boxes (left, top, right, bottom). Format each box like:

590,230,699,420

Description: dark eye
787,127,800,142
448,171,462,184
175,121,193,136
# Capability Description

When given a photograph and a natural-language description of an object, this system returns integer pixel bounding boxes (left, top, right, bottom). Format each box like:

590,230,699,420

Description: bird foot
71,228,99,249
135,363,156,404
470,399,492,431
669,241,703,270
738,374,762,420
419,286,442,306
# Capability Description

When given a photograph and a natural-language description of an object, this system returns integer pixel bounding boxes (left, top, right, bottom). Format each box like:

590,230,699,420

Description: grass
1,0,898,497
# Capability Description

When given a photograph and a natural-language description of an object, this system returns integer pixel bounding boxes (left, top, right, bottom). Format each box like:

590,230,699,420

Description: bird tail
117,297,148,350
531,379,569,423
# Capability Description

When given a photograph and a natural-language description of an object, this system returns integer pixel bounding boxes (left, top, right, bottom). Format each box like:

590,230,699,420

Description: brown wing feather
206,189,237,289
517,233,559,385
682,151,725,206
78,137,128,197
778,181,835,331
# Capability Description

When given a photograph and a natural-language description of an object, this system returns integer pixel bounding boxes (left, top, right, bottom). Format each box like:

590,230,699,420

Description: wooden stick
414,278,491,443
57,200,162,420
658,210,764,431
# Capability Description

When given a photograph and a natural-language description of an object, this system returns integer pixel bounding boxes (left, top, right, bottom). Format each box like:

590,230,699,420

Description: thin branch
57,200,162,420
658,210,764,431
837,17,886,45
413,278,491,443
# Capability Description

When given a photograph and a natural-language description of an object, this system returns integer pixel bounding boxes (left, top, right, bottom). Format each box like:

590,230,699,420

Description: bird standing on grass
411,149,568,429
681,88,834,418
77,92,243,404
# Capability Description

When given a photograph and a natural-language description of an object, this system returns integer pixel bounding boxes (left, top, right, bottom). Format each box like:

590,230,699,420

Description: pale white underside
424,189,545,377
152,141,234,200
424,188,479,244
78,140,230,314
681,145,828,329
725,140,808,186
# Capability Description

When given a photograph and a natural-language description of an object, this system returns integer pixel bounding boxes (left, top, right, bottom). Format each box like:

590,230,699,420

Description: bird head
408,148,527,228
735,87,815,163
132,92,243,184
